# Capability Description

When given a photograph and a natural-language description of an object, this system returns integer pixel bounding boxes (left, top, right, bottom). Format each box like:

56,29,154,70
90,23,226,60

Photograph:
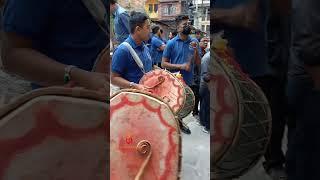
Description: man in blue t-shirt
162,15,201,87
1,0,108,93
150,25,166,67
162,15,201,134
111,11,152,90
110,0,130,44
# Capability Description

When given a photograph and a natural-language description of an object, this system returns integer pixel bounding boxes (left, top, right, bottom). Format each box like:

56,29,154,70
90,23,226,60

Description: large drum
110,89,181,180
139,69,195,119
211,50,272,179
0,87,109,180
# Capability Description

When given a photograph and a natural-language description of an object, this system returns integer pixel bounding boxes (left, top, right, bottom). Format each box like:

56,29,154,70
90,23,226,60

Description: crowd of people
214,0,320,180
110,0,211,135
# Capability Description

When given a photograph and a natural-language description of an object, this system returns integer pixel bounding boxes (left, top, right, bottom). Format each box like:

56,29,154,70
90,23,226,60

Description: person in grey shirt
199,51,210,133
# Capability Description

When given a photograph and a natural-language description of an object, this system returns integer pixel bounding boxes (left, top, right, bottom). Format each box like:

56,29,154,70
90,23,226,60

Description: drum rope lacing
134,140,152,180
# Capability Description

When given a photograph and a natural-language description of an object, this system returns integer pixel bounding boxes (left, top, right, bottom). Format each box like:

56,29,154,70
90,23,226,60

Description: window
202,25,205,31
163,6,168,15
163,4,176,15
154,4,158,13
202,15,205,21
206,25,210,32
149,4,153,13
168,4,172,15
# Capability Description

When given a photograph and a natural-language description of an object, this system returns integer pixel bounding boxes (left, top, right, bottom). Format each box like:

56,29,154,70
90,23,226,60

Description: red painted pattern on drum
140,69,185,113
110,93,179,180
212,74,234,144
0,105,104,178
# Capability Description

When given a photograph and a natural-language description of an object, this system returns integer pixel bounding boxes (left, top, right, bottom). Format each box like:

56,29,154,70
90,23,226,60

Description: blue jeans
199,86,210,130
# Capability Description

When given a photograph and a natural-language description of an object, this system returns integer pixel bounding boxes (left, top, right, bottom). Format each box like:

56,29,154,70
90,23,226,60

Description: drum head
0,87,108,180
110,90,181,180
139,69,185,114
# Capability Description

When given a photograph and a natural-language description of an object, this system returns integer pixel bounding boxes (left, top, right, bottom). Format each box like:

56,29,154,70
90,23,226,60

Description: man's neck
131,34,143,46
178,33,189,41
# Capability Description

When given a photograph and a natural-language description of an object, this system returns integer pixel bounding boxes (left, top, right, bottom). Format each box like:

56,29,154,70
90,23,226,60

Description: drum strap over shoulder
122,42,146,74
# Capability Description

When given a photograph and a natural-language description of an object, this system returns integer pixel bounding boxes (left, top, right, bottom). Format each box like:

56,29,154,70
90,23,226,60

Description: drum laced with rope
211,34,272,179
139,69,195,119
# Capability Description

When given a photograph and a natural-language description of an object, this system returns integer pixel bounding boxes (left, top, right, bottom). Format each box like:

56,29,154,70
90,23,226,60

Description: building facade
145,0,160,20
189,0,210,34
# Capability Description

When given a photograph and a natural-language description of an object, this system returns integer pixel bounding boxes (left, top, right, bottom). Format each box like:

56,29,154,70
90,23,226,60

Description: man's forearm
194,49,201,65
110,75,132,89
2,47,70,86
161,59,183,70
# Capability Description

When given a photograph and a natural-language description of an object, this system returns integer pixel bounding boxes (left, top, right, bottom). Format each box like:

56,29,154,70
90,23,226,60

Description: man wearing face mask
162,15,201,87
162,15,201,134
111,11,152,91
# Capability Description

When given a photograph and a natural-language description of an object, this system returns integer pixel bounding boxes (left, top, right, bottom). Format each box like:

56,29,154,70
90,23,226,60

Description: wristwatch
129,82,135,88
64,65,77,84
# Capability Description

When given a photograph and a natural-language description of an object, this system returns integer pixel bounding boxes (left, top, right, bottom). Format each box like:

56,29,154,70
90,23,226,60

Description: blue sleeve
163,42,173,59
112,47,128,75
152,38,164,49
3,0,54,39
119,13,130,34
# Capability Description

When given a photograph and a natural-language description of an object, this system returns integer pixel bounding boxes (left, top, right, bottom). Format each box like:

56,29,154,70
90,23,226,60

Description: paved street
181,114,210,180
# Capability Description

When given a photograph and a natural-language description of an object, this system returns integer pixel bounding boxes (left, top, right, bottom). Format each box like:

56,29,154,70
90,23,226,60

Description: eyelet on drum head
136,140,151,155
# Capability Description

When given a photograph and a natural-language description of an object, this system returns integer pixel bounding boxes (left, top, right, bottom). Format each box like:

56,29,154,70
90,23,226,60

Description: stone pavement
181,114,210,180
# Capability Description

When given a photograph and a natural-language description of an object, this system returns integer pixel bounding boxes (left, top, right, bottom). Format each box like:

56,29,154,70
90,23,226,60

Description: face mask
182,25,191,35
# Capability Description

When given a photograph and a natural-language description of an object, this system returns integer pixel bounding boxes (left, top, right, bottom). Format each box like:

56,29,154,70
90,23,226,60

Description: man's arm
2,32,69,86
110,72,144,90
110,72,132,88
1,32,109,91
191,41,201,65
161,42,189,71
161,57,186,70
158,44,166,51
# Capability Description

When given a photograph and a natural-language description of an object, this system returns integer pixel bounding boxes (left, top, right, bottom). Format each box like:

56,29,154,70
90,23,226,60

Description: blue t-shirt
3,0,107,88
113,5,130,44
163,34,200,86
214,0,271,77
150,35,165,64
112,35,152,83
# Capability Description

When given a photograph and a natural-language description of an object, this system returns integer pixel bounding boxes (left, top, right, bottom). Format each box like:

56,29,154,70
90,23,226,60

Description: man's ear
134,26,139,33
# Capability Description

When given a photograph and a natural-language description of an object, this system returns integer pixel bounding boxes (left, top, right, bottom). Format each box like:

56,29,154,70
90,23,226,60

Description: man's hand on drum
133,83,148,91
71,68,109,95
180,63,191,72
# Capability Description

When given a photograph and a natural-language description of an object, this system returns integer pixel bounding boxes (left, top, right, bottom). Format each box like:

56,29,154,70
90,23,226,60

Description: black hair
195,29,201,34
175,15,189,26
129,11,149,34
160,29,163,34
152,25,160,34
110,0,117,4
